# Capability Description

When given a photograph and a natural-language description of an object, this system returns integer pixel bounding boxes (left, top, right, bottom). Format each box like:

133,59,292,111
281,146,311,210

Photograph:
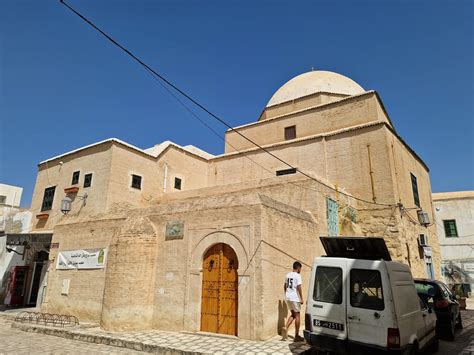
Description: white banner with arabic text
56,248,107,270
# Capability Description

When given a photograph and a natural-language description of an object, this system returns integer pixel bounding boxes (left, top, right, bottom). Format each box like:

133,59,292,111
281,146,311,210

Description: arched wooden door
201,243,238,336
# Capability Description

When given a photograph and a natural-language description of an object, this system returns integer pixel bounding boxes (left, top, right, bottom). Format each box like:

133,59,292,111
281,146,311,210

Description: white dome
266,70,365,107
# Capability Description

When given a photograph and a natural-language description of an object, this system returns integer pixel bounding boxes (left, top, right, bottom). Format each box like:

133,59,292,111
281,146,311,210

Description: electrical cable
59,0,396,208
144,66,395,214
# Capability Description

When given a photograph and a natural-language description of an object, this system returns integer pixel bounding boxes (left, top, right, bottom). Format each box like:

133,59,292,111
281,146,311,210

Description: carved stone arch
191,230,248,271
185,230,252,339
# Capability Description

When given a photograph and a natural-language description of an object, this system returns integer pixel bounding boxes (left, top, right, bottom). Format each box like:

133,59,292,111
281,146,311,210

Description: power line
59,0,395,208
146,66,392,213
142,67,278,178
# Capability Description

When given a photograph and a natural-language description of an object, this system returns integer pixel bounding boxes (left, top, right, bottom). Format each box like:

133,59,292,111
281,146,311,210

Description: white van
304,237,438,354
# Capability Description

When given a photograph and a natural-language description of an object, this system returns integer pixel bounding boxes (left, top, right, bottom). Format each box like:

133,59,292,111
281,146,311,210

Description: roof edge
228,90,376,132
213,121,385,160
433,191,474,201
38,138,213,167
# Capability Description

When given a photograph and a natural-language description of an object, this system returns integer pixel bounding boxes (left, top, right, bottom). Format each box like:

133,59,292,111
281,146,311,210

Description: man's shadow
277,299,289,335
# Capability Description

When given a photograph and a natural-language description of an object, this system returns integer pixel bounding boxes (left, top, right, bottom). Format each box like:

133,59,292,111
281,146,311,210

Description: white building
0,184,33,305
0,183,23,207
433,191,474,295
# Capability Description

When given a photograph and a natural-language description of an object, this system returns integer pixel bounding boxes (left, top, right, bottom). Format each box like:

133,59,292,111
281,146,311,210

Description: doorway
27,251,49,306
201,243,238,336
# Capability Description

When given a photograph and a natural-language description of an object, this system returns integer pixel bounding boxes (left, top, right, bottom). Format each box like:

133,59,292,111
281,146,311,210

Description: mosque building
11,70,439,340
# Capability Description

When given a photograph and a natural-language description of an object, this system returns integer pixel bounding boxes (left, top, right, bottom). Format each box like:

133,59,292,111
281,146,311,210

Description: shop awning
1,232,53,247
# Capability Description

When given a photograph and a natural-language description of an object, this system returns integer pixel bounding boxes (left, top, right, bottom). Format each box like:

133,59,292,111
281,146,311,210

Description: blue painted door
326,197,339,236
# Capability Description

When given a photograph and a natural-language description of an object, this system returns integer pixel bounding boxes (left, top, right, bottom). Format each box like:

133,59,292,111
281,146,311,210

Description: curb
0,313,19,321
11,322,208,355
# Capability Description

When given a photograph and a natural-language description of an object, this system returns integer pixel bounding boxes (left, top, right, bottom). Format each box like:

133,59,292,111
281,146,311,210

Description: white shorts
287,300,301,313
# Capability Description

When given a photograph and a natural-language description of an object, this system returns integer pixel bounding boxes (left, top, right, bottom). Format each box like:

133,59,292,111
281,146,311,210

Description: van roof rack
320,236,392,261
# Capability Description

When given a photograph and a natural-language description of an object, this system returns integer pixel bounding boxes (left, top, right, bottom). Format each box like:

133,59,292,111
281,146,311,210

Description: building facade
22,71,440,339
433,191,474,295
0,184,43,307
0,183,23,207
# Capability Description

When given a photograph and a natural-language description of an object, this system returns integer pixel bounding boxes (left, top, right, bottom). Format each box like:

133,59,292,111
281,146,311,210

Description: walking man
282,261,304,341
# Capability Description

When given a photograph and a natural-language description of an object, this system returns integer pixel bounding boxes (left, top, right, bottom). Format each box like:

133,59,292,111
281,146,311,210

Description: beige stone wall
38,171,436,339
101,215,158,330
147,201,260,339
384,128,441,278
259,201,320,339
29,142,211,233
106,144,161,210
213,124,396,209
225,93,385,153
259,92,348,121
105,143,209,211
30,143,114,231
40,186,327,340
30,76,442,340
211,139,326,187
157,146,209,194
41,218,124,322
325,124,396,205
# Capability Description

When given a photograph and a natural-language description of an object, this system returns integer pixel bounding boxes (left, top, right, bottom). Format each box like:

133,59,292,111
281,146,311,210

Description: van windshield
350,269,384,311
313,266,342,304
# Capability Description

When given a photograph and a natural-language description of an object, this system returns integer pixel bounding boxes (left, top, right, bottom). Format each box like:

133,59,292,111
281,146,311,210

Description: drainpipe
367,144,376,203
163,163,168,193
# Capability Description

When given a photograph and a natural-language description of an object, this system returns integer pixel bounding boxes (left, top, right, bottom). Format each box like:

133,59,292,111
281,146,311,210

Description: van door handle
348,316,359,320
374,312,380,319
313,304,323,308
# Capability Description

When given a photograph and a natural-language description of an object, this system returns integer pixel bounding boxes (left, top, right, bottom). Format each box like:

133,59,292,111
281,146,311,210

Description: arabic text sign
57,248,107,270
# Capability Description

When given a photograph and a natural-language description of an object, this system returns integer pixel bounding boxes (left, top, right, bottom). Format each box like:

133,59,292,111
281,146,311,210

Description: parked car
414,279,462,340
304,237,439,354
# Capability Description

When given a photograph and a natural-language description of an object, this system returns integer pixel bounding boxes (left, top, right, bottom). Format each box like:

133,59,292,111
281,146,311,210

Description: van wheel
456,313,463,329
446,321,455,341
428,337,439,353
409,342,419,354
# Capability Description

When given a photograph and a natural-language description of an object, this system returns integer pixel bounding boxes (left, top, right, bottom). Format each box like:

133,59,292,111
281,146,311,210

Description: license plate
313,319,344,331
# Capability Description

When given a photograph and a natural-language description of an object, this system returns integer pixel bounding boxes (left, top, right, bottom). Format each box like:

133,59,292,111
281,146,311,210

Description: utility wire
60,0,395,208
145,66,393,213
143,67,277,178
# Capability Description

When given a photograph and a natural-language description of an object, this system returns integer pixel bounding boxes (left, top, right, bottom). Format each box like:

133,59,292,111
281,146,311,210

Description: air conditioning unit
417,210,431,226
419,234,429,247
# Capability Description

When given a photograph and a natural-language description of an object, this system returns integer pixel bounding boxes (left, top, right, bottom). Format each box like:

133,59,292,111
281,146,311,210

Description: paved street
0,315,309,355
0,318,143,355
437,310,474,355
0,311,472,354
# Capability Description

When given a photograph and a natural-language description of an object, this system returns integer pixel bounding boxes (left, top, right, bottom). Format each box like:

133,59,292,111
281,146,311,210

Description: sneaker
281,327,288,340
294,335,305,342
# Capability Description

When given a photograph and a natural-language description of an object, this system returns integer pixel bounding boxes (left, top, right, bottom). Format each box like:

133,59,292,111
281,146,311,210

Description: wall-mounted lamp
6,247,26,256
61,193,88,215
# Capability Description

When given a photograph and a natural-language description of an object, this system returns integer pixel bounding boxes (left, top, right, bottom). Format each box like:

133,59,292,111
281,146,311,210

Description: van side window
313,266,342,304
350,269,384,311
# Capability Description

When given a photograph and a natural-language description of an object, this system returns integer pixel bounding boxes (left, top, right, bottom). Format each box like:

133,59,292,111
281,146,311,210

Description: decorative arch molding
191,230,249,272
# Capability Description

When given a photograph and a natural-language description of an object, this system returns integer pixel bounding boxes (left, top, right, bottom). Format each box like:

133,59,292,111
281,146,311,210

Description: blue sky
1,0,473,207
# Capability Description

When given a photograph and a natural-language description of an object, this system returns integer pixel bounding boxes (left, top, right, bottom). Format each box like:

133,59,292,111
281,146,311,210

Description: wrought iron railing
14,311,79,327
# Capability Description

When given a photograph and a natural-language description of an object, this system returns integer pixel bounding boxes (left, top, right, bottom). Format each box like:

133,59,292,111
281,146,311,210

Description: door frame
186,230,251,339
27,261,44,306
